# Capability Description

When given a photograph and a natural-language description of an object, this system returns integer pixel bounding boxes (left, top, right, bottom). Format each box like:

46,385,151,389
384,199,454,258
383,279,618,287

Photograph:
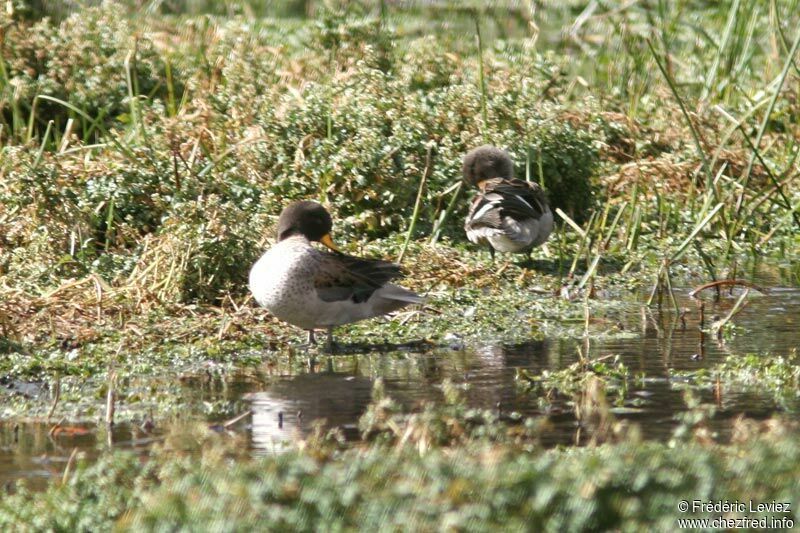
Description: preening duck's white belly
489,233,531,253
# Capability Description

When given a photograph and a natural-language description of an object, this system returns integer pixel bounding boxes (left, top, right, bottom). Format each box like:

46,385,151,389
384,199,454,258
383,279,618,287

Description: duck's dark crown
462,145,514,186
276,200,333,242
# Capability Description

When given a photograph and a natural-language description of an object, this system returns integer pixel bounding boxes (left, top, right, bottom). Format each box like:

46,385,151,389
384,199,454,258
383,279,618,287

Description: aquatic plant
2,399,799,531
0,3,799,528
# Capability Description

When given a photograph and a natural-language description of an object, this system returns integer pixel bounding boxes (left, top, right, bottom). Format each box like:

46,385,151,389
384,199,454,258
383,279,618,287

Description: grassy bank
1,0,799,529
1,0,798,418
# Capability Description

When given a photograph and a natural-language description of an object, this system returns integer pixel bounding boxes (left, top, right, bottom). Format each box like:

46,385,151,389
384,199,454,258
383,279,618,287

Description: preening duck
463,145,553,260
249,201,424,349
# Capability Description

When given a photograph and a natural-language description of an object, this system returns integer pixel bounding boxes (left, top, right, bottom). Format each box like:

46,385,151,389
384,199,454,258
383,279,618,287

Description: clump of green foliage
523,120,598,223
1,6,170,138
1,2,605,306
518,355,630,404
676,351,800,411
2,394,799,531
126,194,266,303
359,378,544,448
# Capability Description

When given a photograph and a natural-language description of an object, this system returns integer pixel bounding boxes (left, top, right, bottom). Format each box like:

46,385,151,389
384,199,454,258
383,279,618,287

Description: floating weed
717,352,800,391
673,351,800,410
517,354,630,409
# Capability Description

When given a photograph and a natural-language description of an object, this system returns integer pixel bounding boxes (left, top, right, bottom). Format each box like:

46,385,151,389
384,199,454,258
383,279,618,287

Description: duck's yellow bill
319,233,340,252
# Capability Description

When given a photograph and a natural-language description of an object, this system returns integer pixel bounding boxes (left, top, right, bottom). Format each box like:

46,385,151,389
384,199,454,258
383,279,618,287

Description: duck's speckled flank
249,235,423,331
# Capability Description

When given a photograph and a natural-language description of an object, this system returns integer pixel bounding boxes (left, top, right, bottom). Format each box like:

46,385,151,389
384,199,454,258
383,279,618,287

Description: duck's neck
278,234,311,245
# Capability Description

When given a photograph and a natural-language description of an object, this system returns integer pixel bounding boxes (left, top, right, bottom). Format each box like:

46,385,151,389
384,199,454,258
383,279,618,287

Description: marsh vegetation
1,0,799,529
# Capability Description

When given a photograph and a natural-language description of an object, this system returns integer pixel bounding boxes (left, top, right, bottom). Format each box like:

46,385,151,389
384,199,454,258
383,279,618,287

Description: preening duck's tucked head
462,145,514,187
276,200,338,251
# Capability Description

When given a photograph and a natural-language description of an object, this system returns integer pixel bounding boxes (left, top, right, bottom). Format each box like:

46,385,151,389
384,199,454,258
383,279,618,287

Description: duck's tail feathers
379,284,426,305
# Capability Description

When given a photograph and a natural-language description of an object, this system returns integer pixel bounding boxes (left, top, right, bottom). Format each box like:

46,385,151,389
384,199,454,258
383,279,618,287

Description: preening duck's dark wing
314,251,404,303
465,193,503,230
483,178,549,220
465,178,549,231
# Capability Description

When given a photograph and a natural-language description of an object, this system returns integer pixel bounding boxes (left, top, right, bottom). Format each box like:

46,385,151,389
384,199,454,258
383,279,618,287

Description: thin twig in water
106,369,117,427
712,288,751,334
49,417,66,437
223,410,252,429
689,279,768,298
46,375,61,424
61,447,79,485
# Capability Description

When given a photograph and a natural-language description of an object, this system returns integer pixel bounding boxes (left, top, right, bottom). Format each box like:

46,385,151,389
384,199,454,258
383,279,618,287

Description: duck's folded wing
314,252,404,303
466,179,548,231
484,178,548,220
465,193,504,230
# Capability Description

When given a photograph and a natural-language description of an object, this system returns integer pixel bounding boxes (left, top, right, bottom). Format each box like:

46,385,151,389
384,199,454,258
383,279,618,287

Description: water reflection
243,287,800,452
3,285,799,487
0,421,153,492
247,374,374,452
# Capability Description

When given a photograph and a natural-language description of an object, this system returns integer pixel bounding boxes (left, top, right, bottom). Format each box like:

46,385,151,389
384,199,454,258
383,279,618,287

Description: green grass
2,393,800,531
1,0,800,528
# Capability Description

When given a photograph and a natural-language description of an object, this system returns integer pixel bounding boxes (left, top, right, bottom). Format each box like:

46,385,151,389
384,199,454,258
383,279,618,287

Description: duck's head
276,200,339,251
462,145,514,189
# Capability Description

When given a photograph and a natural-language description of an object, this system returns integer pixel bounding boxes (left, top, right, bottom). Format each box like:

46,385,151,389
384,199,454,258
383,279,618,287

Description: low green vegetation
1,0,799,529
675,351,800,410
2,388,800,531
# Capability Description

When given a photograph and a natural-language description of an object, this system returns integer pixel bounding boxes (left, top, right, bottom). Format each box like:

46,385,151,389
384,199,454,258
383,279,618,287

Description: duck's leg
307,330,317,345
522,247,536,268
325,327,336,353
521,247,533,267
488,247,496,263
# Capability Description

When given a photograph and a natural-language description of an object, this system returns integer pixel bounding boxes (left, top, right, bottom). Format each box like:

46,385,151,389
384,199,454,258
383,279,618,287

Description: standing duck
249,201,424,349
463,145,554,260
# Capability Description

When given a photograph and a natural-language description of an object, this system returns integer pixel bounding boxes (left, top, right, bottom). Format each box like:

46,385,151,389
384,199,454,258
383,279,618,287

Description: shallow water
244,282,800,448
2,280,800,491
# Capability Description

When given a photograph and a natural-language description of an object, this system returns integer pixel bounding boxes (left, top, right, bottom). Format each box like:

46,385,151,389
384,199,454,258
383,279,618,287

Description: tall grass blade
555,208,586,238
25,93,39,144
741,26,800,193
34,95,137,161
398,145,433,264
32,120,54,170
577,253,601,290
646,38,712,184
701,0,741,102
165,56,177,117
430,182,463,245
670,202,724,262
602,201,628,251
59,118,75,153
473,10,488,139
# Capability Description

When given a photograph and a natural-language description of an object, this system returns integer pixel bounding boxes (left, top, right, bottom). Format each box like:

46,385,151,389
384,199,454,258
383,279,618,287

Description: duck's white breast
249,240,321,329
